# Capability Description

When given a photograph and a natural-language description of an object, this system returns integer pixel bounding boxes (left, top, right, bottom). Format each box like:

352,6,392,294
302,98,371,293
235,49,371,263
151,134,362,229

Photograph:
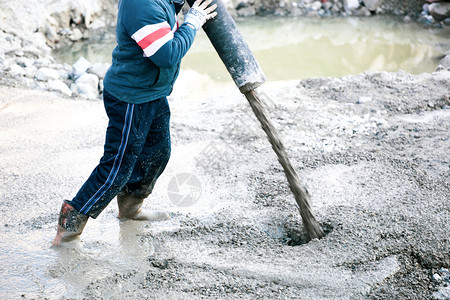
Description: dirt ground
0,66,449,299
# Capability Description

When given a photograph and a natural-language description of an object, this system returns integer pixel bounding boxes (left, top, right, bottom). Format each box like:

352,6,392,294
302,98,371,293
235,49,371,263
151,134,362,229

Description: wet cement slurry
0,68,449,299
244,89,325,240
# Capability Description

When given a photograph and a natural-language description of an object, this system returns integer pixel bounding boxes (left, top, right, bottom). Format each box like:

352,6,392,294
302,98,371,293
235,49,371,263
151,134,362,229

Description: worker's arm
124,0,217,69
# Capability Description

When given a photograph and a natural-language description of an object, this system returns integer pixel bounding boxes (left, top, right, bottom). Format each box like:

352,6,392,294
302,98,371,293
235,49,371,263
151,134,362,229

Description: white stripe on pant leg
80,104,135,214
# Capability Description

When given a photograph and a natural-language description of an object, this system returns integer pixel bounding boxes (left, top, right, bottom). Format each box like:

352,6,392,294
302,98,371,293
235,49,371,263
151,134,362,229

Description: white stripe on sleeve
131,22,171,43
142,31,174,57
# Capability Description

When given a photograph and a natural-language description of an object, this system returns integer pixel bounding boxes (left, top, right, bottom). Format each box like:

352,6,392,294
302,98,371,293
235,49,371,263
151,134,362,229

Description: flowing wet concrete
0,68,449,299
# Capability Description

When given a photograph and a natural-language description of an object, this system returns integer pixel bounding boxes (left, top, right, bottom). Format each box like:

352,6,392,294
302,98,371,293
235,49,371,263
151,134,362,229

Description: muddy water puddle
54,16,449,91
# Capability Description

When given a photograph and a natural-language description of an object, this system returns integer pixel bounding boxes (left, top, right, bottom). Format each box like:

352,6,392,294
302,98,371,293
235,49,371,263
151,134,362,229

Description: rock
436,54,450,72
56,64,73,80
35,67,60,81
318,9,328,16
82,30,91,40
75,73,99,86
274,7,287,16
418,13,434,25
150,258,169,269
237,6,256,17
433,273,442,281
354,6,372,16
72,73,99,100
24,66,38,78
88,63,110,79
363,0,382,11
323,2,333,11
71,82,99,100
27,32,52,56
15,57,33,69
34,57,54,68
9,64,26,77
58,69,71,80
331,3,341,13
43,23,58,45
72,56,91,78
344,0,360,11
433,286,450,300
235,1,248,10
311,1,322,11
357,96,373,104
3,37,21,55
18,77,33,88
306,9,318,17
88,19,106,30
0,58,10,71
58,28,72,37
429,3,450,21
22,45,43,58
69,28,83,42
48,79,72,97
35,81,47,90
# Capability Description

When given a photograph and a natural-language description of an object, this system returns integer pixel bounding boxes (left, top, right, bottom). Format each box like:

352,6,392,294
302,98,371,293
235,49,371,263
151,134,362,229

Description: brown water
55,16,450,84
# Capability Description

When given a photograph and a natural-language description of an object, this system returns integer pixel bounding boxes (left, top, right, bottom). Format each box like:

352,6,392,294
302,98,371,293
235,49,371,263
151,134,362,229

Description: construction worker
52,0,217,246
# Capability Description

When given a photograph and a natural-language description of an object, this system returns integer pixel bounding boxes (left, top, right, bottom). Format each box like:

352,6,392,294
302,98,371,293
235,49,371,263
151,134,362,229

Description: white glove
184,0,218,31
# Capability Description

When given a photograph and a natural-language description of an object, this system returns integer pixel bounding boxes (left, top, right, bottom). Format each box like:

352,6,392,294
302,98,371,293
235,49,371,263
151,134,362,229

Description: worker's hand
184,0,218,31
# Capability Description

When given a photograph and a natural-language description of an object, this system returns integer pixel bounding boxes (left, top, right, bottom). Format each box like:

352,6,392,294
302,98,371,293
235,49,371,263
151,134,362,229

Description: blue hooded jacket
103,0,196,104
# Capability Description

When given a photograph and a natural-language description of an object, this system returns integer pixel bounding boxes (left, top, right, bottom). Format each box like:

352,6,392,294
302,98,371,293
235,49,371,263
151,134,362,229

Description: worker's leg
52,200,89,247
53,91,169,246
117,97,171,220
65,90,167,218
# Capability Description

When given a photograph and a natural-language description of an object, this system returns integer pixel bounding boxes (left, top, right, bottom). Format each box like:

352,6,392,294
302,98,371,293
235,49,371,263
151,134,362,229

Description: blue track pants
69,90,171,218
